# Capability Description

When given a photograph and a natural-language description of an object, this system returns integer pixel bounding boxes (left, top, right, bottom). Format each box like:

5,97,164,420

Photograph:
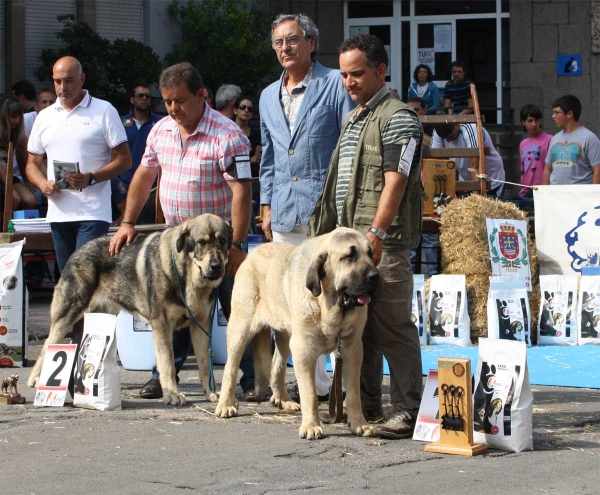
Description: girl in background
0,96,36,209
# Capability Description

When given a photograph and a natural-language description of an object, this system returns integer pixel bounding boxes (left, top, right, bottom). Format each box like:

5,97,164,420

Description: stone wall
510,0,600,134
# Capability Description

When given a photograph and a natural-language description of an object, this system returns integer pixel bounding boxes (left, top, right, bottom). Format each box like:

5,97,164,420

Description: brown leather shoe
139,379,162,399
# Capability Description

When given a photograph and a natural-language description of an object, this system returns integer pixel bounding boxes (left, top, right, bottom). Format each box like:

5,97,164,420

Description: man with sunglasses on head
111,84,163,223
259,13,355,402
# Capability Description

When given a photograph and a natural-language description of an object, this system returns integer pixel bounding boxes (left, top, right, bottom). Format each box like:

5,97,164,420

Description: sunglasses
135,93,152,99
237,104,254,112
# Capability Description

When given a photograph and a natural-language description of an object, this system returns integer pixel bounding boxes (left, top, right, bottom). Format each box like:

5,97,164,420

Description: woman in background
0,96,36,209
234,96,261,177
407,64,441,111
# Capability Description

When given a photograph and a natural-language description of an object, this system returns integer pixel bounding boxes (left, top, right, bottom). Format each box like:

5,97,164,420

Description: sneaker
379,409,416,439
362,406,385,424
290,383,330,404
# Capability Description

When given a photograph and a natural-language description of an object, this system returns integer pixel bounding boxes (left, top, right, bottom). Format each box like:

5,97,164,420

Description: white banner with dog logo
486,219,531,291
534,185,600,275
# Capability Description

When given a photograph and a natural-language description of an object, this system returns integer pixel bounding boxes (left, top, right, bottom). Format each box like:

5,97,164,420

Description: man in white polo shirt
25,56,132,274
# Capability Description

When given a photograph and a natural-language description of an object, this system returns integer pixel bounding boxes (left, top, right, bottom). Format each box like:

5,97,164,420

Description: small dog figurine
1,374,19,396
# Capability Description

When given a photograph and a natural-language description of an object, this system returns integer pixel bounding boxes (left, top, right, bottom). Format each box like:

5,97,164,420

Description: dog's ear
176,227,190,253
306,252,328,297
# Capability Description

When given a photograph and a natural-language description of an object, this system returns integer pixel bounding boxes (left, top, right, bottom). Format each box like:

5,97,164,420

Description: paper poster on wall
434,24,451,52
417,48,435,75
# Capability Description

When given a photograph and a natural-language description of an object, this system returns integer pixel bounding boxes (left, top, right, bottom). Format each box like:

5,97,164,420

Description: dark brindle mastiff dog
28,214,232,405
216,227,380,439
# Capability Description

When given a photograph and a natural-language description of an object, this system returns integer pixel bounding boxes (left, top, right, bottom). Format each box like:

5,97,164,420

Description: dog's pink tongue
358,295,371,305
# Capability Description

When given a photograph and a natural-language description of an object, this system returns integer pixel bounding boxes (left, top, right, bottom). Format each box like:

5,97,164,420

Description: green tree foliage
35,15,162,109
165,0,279,95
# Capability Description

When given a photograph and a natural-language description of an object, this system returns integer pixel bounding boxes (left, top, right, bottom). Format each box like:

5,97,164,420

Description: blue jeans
150,276,255,392
50,221,110,273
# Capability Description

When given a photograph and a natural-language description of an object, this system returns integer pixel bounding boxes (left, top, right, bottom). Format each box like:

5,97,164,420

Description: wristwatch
232,240,248,251
368,227,387,241
88,173,97,186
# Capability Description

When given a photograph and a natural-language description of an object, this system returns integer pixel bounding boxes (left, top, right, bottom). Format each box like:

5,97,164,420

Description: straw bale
437,195,540,344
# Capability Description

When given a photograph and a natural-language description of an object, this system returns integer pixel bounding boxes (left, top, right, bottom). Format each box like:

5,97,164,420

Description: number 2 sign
34,344,77,407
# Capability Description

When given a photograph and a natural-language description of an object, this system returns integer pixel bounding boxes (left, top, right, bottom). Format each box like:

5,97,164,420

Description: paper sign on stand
413,370,441,442
486,218,532,291
34,344,77,407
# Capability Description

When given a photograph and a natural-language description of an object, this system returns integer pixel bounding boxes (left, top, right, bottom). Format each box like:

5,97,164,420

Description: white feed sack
578,276,600,345
428,275,470,347
0,240,28,367
487,276,531,346
412,274,427,345
73,313,121,410
473,338,533,452
537,275,578,346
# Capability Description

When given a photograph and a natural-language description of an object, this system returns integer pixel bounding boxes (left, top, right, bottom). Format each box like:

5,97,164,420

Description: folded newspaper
8,218,51,232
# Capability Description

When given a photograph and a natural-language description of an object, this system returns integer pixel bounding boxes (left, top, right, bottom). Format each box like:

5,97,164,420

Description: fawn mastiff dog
216,227,380,439
27,214,232,405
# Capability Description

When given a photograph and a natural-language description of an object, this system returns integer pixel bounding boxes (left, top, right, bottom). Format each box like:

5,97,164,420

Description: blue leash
171,251,218,394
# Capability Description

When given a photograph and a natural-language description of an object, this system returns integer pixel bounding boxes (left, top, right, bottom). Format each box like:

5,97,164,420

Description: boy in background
519,104,552,197
543,94,600,185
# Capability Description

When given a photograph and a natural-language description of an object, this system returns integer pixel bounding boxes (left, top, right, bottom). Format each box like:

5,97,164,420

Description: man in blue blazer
259,13,354,399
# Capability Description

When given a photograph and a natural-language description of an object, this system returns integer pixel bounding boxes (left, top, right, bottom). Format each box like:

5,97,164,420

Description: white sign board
486,218,532,291
34,344,77,407
534,185,600,274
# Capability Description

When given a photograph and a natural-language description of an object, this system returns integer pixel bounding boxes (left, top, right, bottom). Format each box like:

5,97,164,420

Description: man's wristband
122,221,135,226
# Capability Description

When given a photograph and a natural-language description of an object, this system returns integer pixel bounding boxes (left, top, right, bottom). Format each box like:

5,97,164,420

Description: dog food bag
577,276,600,345
487,276,531,346
473,338,533,452
428,275,470,347
538,275,578,346
73,313,121,411
0,240,28,367
413,274,427,346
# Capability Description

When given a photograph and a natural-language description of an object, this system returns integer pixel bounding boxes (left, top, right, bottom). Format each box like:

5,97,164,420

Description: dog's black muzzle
340,268,380,308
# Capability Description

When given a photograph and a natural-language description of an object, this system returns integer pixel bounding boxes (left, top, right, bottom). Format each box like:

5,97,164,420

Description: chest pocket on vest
356,153,383,206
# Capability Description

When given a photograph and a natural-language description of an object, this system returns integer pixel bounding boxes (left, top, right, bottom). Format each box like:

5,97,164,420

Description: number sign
34,344,77,407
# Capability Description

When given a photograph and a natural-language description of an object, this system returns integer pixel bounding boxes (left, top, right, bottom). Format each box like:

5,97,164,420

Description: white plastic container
211,300,228,365
115,311,156,371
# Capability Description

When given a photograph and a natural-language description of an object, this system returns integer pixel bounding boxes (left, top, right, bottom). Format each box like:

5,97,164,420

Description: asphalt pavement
0,293,598,495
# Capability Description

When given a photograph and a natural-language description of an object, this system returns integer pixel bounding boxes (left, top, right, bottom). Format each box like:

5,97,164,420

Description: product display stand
424,358,487,456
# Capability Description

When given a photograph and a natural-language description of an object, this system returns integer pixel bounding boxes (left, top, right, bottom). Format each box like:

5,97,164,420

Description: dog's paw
162,391,186,406
299,424,324,440
215,403,238,418
280,400,301,412
349,423,376,437
27,375,39,388
206,391,219,403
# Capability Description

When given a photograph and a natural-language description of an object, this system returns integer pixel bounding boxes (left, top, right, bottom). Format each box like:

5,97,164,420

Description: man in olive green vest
308,34,423,438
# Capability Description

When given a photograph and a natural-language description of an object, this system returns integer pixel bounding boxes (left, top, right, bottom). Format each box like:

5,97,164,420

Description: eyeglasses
237,104,254,112
272,36,302,50
135,93,152,99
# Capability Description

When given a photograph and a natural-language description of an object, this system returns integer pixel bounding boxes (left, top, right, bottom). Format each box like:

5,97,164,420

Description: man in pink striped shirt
109,62,254,400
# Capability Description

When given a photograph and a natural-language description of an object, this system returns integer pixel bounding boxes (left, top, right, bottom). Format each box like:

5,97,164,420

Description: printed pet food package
73,313,121,410
487,276,531,346
473,338,533,452
538,275,578,346
428,275,470,347
577,276,600,345
0,240,28,367
412,274,427,346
